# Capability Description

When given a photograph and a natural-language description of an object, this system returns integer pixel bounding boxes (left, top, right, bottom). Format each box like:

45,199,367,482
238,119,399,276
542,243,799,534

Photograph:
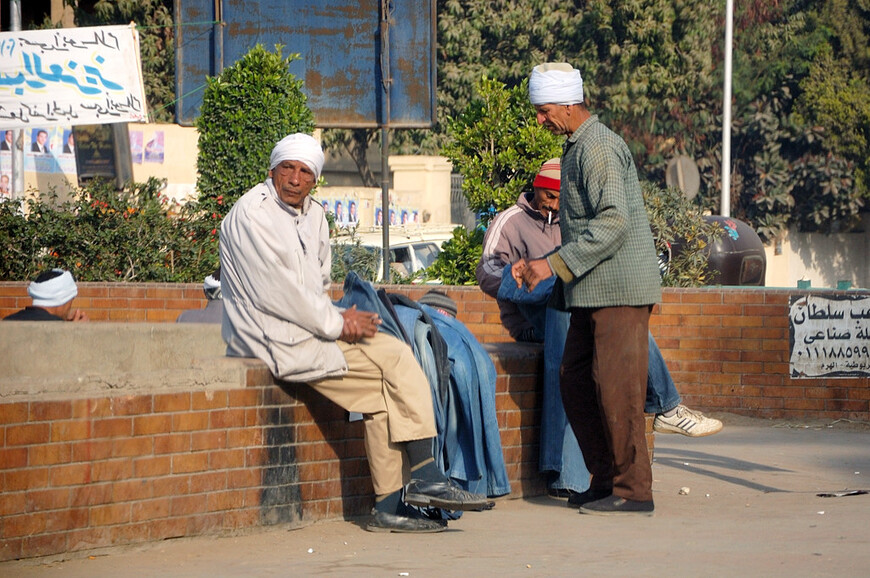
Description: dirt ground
4,413,870,577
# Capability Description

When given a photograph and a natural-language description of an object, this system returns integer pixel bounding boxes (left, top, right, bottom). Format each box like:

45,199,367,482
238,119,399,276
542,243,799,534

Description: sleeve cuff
547,252,575,283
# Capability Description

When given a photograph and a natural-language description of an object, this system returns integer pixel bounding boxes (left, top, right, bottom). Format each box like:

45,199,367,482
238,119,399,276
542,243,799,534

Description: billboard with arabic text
0,25,148,130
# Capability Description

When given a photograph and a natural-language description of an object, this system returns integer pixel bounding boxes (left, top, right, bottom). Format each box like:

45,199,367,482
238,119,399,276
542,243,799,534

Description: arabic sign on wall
0,24,147,130
789,294,870,378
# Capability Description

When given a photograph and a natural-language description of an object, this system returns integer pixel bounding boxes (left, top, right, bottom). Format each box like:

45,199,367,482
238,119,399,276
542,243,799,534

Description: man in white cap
176,266,224,324
478,157,722,505
219,133,492,533
513,63,662,516
4,268,88,322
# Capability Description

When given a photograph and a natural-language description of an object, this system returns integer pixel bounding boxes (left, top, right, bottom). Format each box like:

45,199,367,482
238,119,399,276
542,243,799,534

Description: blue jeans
497,267,681,493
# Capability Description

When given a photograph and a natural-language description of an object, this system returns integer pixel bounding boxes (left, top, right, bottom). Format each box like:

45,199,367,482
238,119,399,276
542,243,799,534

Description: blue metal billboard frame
174,0,436,129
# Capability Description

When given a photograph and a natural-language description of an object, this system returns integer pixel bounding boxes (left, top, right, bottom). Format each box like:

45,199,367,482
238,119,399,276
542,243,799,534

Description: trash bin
702,216,766,286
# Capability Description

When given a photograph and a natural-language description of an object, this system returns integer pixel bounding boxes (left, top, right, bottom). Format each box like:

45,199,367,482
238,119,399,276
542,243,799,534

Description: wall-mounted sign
789,294,870,378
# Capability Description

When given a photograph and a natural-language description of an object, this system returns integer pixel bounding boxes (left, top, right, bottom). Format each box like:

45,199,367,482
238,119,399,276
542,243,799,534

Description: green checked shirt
547,115,662,308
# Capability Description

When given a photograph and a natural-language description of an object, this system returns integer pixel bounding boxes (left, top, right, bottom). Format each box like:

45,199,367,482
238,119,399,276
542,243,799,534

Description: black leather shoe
566,487,612,509
365,509,447,533
579,495,654,516
404,479,494,511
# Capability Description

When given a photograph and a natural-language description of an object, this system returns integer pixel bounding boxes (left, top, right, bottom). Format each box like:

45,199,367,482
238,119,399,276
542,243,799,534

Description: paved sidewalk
4,415,870,577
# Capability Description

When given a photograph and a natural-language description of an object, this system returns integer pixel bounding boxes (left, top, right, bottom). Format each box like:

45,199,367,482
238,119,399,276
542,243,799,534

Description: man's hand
67,309,89,322
339,305,381,343
520,258,554,292
511,259,528,288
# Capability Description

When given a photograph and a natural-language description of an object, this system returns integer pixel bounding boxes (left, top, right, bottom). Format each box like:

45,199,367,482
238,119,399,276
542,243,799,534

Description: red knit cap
532,158,561,191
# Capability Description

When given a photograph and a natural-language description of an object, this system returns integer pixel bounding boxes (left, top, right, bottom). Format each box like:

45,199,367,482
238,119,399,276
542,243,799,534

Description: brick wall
1,340,575,561
2,282,868,421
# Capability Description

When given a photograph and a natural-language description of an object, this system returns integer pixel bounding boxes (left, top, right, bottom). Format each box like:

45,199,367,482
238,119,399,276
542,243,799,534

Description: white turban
28,269,77,308
203,273,221,300
528,63,584,106
269,133,325,180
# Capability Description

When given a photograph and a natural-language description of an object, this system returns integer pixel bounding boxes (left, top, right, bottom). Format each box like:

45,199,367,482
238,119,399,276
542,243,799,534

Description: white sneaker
653,405,723,437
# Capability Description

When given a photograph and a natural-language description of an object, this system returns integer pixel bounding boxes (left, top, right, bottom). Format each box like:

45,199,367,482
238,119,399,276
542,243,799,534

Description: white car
332,225,457,283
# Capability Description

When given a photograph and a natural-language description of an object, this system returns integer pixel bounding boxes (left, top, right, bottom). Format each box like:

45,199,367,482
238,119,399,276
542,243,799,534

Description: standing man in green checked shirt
512,63,662,516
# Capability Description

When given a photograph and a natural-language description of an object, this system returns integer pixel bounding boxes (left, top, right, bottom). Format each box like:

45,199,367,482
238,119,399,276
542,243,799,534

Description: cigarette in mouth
548,210,552,225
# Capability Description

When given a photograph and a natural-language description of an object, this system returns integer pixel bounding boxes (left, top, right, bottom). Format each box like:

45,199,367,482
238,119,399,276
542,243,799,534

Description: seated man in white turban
4,268,89,322
219,133,492,533
176,266,224,324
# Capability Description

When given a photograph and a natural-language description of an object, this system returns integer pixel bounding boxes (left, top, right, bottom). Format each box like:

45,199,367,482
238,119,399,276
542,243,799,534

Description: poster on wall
0,25,148,130
789,294,870,378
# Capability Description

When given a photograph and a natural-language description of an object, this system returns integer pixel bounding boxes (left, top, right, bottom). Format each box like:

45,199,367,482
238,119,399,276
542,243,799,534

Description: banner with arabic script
0,24,147,130
789,294,870,378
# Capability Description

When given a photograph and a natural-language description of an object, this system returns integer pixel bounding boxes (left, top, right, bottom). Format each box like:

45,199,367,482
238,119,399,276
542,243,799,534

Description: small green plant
426,227,484,286
441,77,562,224
642,183,722,287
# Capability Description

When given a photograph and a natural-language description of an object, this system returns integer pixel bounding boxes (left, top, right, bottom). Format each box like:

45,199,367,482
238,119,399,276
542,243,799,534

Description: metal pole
380,1,392,282
10,0,24,199
720,0,734,217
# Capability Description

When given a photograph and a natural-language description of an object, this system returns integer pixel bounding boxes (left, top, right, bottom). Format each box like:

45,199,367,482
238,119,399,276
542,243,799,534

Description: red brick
132,497,170,522
190,471,227,493
51,419,91,442
21,532,68,559
173,412,209,432
154,393,191,413
210,408,246,429
90,502,131,526
29,401,72,422
91,458,133,482
3,511,50,537
25,487,71,512
0,491,26,516
112,437,153,458
191,430,226,451
170,494,207,516
28,442,72,466
0,403,28,425
133,414,172,436
153,475,190,498
4,467,48,491
154,433,191,454
208,448,246,470
70,483,112,507
148,518,188,540
6,422,50,445
192,390,228,410
172,452,209,474
0,447,28,469
92,417,133,438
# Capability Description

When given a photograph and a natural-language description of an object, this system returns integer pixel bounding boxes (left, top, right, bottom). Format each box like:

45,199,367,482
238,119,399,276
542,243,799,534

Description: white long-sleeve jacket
219,180,347,382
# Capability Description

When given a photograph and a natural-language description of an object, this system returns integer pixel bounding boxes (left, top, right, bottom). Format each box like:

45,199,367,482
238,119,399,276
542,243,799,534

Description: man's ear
268,169,273,178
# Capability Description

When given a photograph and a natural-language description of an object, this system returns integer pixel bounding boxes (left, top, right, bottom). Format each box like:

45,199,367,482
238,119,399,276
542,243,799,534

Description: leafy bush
195,45,316,221
441,78,562,224
642,183,722,288
427,227,484,286
0,178,215,282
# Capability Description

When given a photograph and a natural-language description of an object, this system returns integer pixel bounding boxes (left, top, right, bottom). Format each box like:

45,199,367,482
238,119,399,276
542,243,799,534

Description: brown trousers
560,306,653,502
309,332,436,496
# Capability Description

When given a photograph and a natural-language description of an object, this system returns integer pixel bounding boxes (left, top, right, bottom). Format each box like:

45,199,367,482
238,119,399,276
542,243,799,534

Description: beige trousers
308,332,436,495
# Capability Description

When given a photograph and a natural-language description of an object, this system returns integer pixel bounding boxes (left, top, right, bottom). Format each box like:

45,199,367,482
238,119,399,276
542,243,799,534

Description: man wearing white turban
3,268,89,322
219,133,492,533
514,63,663,516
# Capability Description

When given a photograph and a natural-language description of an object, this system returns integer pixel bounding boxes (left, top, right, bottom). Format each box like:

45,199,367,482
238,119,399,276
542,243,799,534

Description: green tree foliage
436,78,716,286
432,0,869,241
441,78,562,222
66,0,175,122
427,226,485,286
194,45,315,221
0,179,213,282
